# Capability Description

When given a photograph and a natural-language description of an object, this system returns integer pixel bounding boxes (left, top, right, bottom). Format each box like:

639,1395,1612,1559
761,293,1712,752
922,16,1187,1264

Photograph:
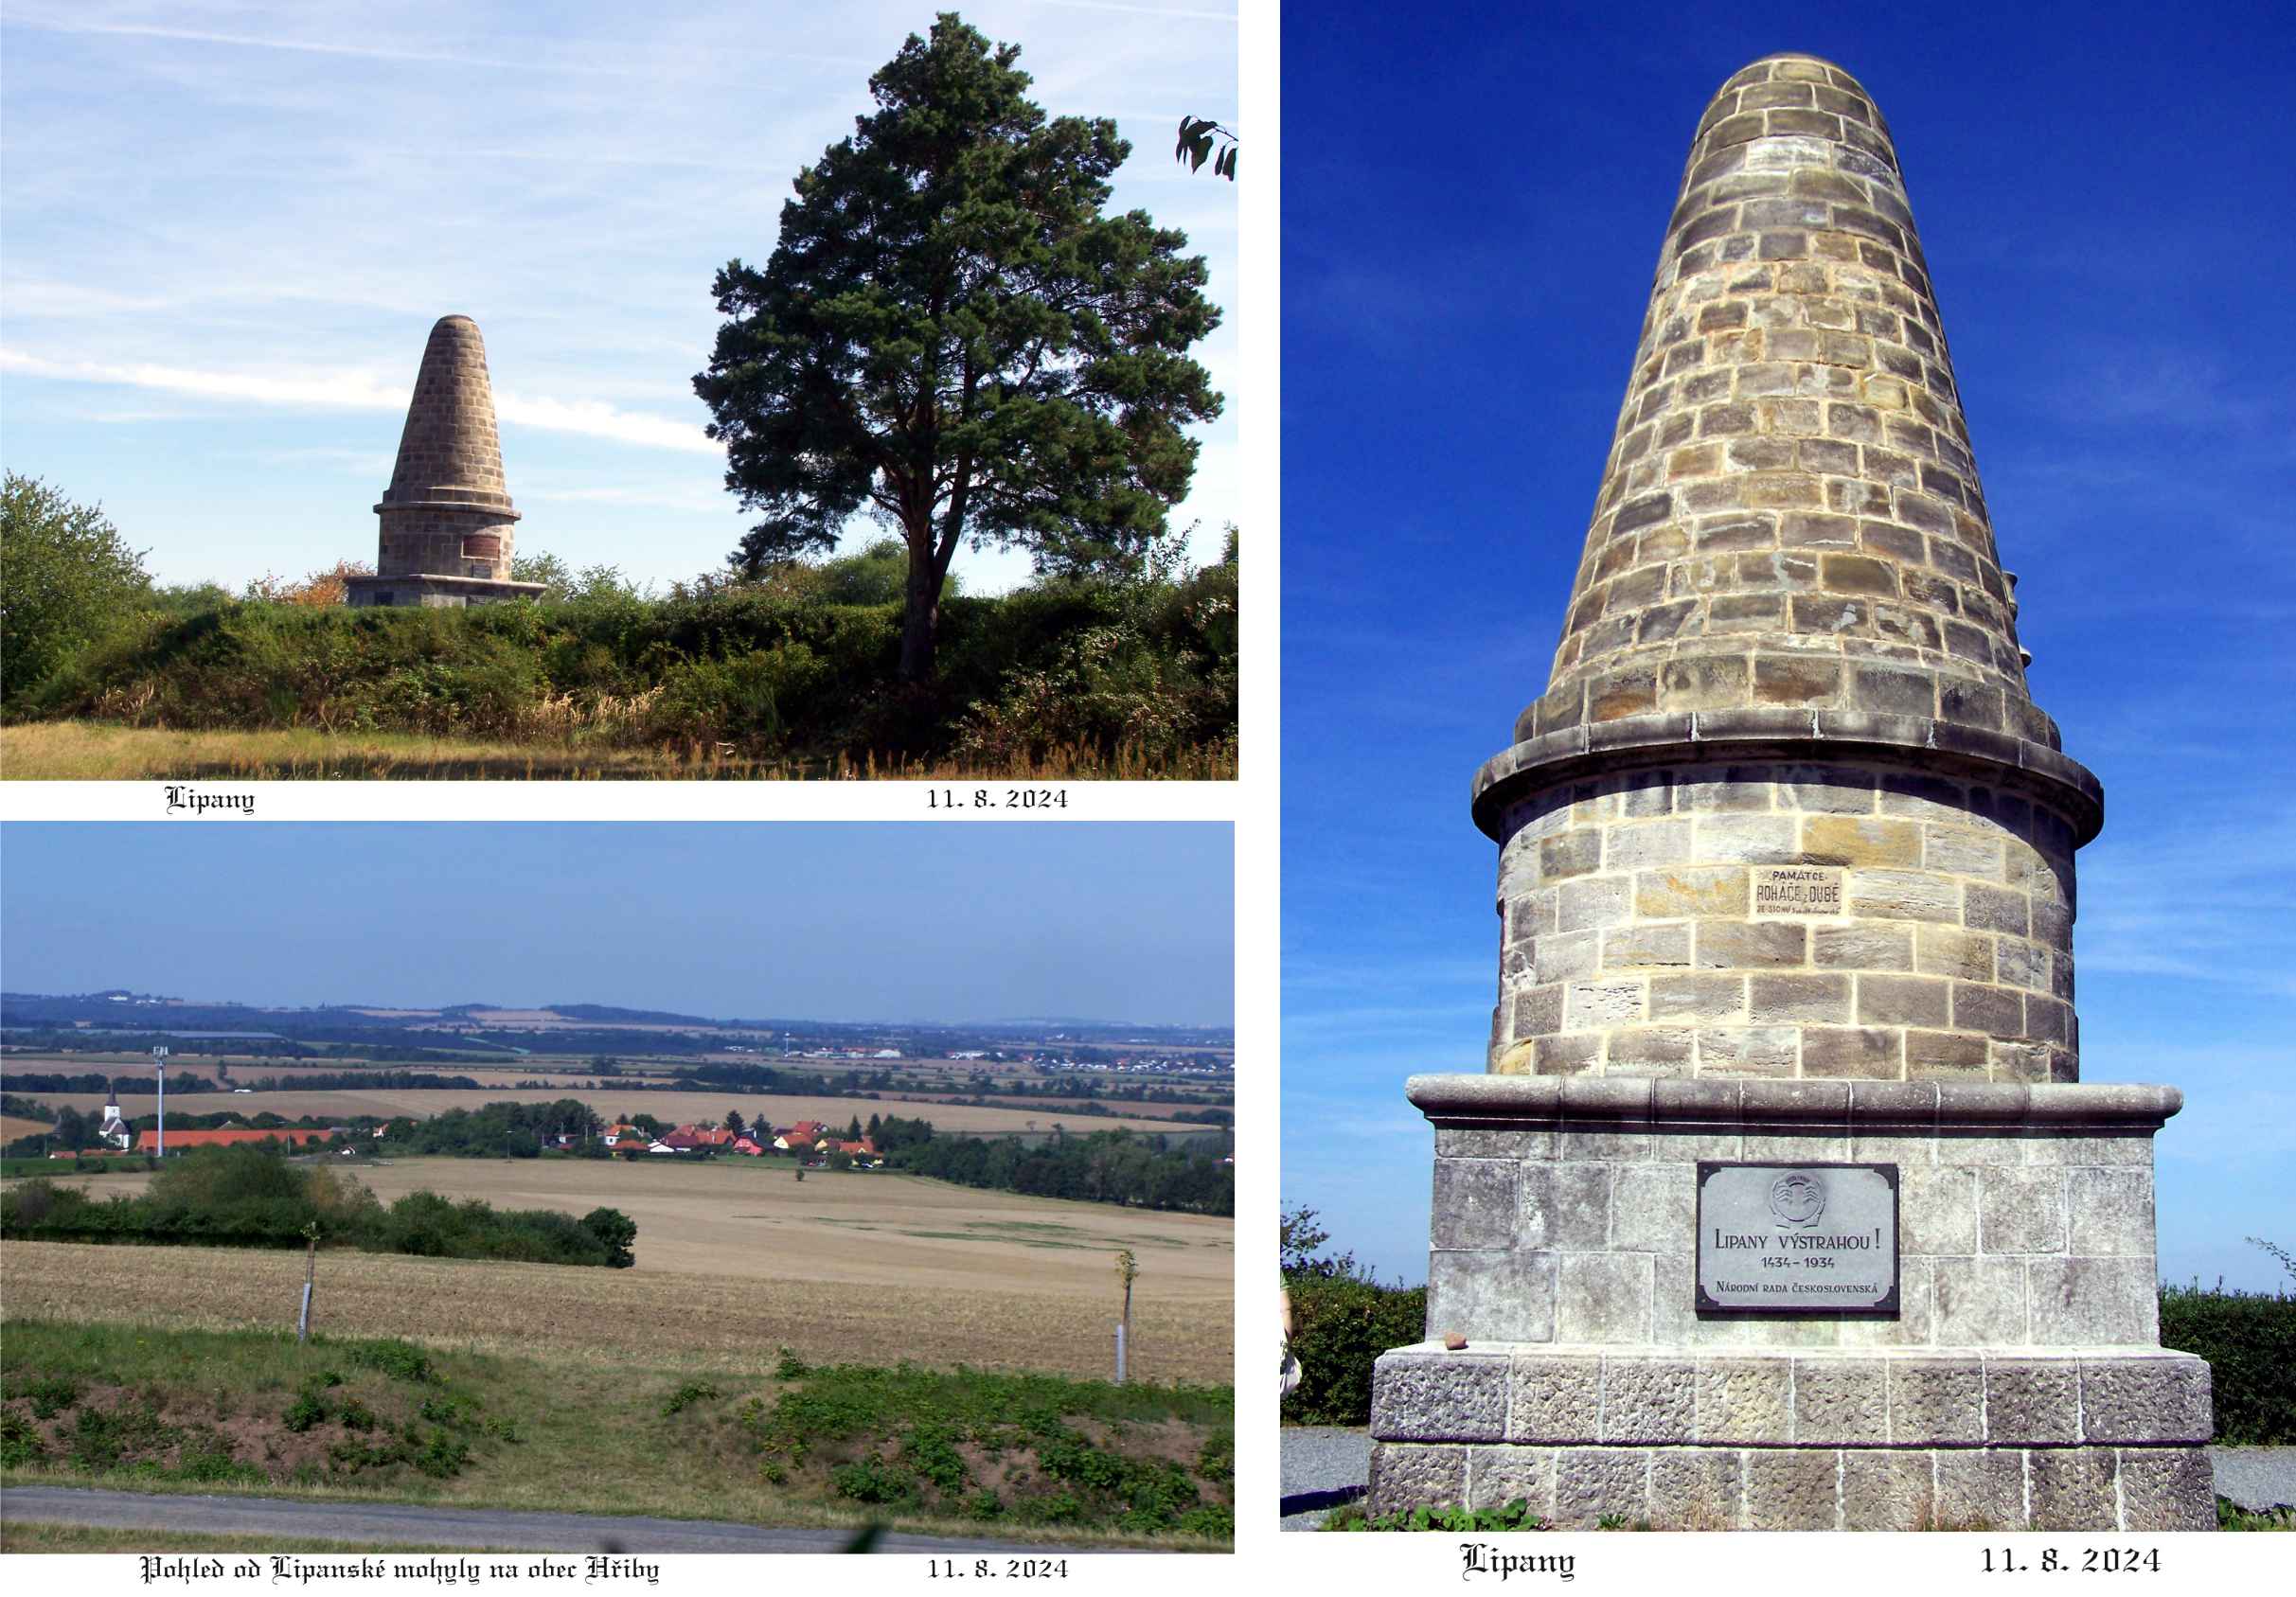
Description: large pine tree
693,13,1223,683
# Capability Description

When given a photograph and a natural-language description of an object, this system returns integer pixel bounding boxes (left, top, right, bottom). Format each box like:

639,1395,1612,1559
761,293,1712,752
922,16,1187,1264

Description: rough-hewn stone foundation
1368,1077,2216,1530
1365,1439,2215,1531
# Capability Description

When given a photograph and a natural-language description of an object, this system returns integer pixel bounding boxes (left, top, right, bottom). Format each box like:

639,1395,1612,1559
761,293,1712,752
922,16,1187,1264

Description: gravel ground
1278,1427,1370,1531
1276,1430,2296,1529
2211,1447,2296,1513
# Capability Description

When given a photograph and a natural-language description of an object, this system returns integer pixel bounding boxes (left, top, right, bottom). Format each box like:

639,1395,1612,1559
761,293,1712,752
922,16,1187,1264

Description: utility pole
151,1046,169,1160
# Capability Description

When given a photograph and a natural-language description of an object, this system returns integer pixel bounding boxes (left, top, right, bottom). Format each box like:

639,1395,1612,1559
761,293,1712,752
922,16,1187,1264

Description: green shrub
1328,1498,1545,1533
1,1411,44,1467
1281,1274,1427,1427
2160,1282,2296,1444
662,1380,721,1418
22,1375,82,1420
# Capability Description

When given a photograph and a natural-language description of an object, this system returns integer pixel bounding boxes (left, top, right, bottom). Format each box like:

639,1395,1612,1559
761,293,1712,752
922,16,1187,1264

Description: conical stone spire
347,314,542,607
382,315,516,514
1474,54,2103,1086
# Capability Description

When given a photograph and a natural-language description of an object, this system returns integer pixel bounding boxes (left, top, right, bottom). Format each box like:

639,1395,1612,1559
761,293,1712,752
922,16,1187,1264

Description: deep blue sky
0,824,1234,1025
1281,1,2295,1290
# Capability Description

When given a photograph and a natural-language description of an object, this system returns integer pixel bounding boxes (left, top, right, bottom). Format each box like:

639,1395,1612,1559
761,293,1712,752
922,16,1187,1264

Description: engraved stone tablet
1752,866,1842,915
1695,1162,1898,1315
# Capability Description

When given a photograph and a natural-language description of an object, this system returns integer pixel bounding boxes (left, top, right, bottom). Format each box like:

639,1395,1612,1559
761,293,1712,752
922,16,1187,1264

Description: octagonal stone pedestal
1366,1077,2215,1531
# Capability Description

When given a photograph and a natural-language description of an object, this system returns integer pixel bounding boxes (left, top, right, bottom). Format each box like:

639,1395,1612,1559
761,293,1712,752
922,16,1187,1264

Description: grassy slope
0,1321,1228,1548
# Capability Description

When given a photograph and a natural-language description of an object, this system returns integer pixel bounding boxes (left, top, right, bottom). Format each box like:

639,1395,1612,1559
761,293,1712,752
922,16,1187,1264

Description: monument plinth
345,315,545,609
1368,53,2213,1531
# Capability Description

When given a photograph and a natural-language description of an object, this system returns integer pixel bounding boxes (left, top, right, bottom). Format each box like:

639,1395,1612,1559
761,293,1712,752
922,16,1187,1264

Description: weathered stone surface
1557,1253,1653,1342
1520,1162,1611,1249
1695,1357,1789,1441
1889,1357,1985,1442
1432,1159,1521,1250
1429,1249,1557,1343
2080,1355,2213,1444
1465,1444,1557,1514
1608,1162,1694,1251
1841,1449,1933,1531
2028,1446,2117,1530
1790,1357,1888,1443
1600,1357,1697,1441
2028,1257,2154,1344
2067,1166,2154,1256
1985,1357,2080,1444
1366,1442,1468,1517
1647,1447,1745,1530
2115,1446,2216,1530
1977,1166,2067,1253
1934,1448,2025,1531
1507,1354,1602,1443
1932,1255,2030,1350
1550,1447,1651,1528
1743,1448,1838,1529
1370,1346,1511,1441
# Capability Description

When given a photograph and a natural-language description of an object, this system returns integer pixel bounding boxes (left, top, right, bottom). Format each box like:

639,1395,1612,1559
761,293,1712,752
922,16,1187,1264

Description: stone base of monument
345,574,548,609
1367,1076,2215,1531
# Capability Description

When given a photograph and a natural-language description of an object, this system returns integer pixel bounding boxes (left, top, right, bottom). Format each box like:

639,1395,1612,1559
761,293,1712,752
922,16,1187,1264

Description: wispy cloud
2,348,719,456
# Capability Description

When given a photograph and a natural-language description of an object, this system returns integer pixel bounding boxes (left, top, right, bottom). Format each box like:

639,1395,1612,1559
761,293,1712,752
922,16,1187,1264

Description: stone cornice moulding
1405,1074,2183,1133
1469,706,2104,844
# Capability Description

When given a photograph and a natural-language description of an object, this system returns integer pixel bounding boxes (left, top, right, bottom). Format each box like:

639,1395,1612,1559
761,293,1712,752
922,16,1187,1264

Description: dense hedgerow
0,1145,635,1269
10,549,1237,769
2161,1278,2296,1445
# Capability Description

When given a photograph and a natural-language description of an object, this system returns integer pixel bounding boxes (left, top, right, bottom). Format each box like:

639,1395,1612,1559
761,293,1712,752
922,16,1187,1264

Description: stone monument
345,314,545,609
1366,53,2213,1532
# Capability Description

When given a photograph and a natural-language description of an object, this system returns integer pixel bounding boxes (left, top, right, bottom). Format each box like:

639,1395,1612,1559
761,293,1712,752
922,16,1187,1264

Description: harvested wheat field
1,1238,1224,1384
7,1161,1232,1383
0,1116,50,1144
33,1087,1190,1136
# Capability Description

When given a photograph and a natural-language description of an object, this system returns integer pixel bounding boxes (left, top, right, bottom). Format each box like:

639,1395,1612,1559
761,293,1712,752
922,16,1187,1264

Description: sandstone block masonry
347,315,544,609
1367,1077,2211,1531
1469,51,2103,1087
1489,758,2081,1081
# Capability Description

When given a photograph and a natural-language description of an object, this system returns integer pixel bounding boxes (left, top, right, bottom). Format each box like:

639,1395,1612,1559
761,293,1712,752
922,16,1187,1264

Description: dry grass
28,1086,1194,1136
3,1234,1229,1386
0,721,1238,782
0,1116,50,1143
6,1158,1231,1384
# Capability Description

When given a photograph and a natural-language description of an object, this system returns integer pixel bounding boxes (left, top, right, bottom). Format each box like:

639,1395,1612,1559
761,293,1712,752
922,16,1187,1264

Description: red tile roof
133,1128,332,1151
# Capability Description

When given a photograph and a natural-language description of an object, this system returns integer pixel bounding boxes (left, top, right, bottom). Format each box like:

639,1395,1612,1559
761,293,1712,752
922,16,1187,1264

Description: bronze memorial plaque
1695,1162,1899,1316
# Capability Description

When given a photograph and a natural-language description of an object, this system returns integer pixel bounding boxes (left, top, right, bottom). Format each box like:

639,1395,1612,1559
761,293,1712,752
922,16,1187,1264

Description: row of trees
0,1145,636,1268
888,1128,1232,1215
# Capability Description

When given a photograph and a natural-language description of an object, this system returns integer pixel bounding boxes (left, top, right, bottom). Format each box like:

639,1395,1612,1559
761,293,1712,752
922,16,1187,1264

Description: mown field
28,1088,1193,1137
7,1159,1231,1383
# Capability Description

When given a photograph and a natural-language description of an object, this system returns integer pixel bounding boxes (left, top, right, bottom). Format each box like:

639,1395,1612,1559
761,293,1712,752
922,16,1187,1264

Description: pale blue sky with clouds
1282,2,2295,1292
0,1,1237,593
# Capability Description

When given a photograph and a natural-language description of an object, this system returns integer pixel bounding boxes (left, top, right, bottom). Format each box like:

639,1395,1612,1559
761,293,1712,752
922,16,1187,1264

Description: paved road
1275,1430,2296,1530
0,1486,1118,1554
